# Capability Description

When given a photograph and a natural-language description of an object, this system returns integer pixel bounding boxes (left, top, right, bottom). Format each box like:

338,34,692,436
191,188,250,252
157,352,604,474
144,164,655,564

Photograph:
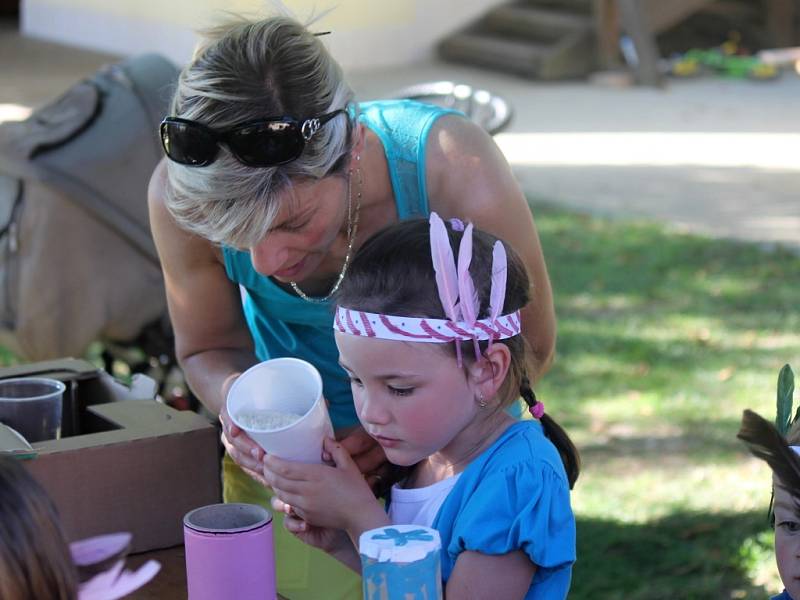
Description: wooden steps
438,0,596,80
437,0,797,84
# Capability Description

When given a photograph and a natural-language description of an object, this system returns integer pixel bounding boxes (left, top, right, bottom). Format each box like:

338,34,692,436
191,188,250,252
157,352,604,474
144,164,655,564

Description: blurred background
1,1,799,598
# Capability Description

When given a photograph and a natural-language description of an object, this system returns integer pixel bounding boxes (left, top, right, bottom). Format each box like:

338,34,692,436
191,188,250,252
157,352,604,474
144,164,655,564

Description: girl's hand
336,426,391,492
263,437,388,533
280,510,349,555
220,402,267,486
274,498,361,572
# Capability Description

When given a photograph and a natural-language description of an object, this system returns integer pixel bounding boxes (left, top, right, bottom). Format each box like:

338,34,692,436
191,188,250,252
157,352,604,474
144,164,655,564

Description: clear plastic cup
226,358,334,463
0,377,65,442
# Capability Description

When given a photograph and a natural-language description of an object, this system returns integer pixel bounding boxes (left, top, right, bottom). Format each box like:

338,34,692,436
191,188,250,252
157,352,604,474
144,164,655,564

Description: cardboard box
0,358,222,553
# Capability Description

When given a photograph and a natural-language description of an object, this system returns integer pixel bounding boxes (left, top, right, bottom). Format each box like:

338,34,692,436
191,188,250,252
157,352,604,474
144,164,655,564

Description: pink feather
489,241,507,322
429,213,461,322
457,223,479,327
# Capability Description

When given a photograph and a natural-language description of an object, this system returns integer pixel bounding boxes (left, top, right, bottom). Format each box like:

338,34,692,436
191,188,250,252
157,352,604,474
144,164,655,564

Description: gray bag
0,53,179,361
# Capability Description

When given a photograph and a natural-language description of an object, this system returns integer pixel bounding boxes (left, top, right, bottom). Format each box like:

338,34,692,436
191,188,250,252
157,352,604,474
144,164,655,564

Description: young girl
261,213,579,598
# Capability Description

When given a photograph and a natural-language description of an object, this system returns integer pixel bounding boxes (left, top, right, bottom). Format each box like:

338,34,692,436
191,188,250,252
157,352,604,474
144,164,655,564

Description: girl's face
248,175,349,281
774,483,800,598
334,333,481,467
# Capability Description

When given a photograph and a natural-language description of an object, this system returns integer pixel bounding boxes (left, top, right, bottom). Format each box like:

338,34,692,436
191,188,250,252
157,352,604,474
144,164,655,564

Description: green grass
530,201,800,599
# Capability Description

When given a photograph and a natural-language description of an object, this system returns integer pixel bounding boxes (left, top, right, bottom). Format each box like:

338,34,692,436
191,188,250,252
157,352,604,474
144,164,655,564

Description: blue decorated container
359,524,443,600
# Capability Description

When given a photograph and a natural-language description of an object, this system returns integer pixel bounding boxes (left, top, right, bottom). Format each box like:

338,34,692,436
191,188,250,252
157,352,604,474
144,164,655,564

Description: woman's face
249,175,349,281
774,483,800,598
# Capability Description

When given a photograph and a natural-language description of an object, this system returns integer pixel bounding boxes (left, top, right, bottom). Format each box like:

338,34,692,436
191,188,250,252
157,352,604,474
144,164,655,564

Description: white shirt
388,473,462,527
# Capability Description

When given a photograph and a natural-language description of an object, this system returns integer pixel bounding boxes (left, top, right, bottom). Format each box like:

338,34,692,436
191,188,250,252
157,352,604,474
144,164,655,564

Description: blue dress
432,420,576,599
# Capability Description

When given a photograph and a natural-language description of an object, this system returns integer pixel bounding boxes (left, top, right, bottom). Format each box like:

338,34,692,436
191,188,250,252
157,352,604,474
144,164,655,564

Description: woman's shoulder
423,112,516,218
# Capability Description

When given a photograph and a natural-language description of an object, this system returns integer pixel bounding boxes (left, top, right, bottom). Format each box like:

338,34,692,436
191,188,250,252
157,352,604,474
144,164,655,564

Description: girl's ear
469,343,511,399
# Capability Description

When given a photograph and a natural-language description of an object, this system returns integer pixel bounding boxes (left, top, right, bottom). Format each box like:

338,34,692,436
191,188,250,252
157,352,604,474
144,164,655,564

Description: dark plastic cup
0,377,65,442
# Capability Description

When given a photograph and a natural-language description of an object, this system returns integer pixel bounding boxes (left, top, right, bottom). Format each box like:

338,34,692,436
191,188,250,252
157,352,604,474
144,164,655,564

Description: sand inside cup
236,409,304,431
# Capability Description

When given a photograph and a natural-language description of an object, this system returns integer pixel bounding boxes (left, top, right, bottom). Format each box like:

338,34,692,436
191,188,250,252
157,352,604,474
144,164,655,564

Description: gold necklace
289,165,362,303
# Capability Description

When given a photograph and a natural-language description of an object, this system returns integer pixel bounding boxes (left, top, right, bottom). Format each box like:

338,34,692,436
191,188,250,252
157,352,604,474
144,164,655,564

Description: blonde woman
149,13,557,599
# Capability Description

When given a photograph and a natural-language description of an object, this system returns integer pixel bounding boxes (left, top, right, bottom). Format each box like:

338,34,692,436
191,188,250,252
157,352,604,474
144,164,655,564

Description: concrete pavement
348,61,800,251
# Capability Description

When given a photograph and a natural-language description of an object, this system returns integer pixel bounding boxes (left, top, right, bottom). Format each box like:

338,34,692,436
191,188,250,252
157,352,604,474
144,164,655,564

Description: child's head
335,215,579,486
0,456,77,600
772,419,800,598
773,481,800,599
337,216,528,404
738,409,800,599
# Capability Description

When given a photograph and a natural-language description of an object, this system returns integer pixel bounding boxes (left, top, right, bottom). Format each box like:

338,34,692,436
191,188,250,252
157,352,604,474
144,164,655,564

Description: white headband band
333,307,522,343
332,212,522,363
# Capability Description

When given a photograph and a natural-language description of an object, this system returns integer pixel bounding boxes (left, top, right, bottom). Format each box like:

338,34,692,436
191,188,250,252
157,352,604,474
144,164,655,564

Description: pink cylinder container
183,503,276,600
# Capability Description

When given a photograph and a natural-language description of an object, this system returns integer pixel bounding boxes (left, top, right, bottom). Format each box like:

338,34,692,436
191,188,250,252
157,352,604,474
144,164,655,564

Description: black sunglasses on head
159,109,347,168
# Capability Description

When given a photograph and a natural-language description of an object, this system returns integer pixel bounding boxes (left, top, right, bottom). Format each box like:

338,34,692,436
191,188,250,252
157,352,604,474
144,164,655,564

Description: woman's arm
446,550,536,599
149,159,268,477
148,158,258,414
426,118,556,382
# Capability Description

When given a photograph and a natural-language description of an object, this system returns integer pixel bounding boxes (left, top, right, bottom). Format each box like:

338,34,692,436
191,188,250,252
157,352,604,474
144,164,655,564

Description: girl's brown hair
336,218,580,488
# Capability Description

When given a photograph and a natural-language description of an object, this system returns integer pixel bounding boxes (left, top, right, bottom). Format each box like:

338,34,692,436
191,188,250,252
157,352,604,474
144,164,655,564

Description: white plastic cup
227,358,334,463
0,377,65,443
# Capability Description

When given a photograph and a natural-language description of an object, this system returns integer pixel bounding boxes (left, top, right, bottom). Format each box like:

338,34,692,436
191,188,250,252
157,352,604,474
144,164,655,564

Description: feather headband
738,409,800,498
333,213,520,365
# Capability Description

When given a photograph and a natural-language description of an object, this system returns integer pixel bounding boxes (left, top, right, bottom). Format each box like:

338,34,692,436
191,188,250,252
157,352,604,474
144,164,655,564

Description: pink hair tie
449,218,465,231
530,401,545,419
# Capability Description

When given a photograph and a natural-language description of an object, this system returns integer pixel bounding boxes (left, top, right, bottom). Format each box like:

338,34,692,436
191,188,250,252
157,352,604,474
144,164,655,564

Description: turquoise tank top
222,100,459,429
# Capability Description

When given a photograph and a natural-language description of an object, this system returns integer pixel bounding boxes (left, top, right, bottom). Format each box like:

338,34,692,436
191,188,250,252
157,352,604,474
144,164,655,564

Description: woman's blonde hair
0,457,78,599
165,14,355,248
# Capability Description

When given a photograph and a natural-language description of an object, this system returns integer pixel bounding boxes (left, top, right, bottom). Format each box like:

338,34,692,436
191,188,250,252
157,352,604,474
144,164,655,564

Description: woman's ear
469,343,511,400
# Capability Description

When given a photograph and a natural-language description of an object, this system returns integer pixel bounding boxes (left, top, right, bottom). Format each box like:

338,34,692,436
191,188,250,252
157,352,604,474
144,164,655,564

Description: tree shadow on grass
573,510,774,600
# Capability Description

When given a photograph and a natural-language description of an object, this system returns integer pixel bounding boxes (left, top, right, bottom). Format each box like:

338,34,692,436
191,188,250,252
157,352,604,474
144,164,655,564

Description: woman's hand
263,437,389,535
220,402,267,486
